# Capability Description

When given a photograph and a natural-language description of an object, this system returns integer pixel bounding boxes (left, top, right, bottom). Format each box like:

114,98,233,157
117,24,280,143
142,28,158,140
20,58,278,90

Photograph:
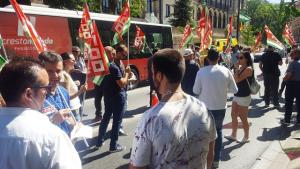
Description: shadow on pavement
81,151,111,165
123,106,149,119
116,164,129,169
221,140,245,161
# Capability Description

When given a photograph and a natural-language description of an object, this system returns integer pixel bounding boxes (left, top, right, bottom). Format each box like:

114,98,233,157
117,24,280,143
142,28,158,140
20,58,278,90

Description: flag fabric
226,16,233,48
254,32,262,49
79,3,110,85
282,24,296,47
134,25,145,51
9,0,47,54
264,25,284,50
179,24,193,49
197,7,206,40
0,55,7,70
112,1,131,45
202,18,213,49
0,34,3,48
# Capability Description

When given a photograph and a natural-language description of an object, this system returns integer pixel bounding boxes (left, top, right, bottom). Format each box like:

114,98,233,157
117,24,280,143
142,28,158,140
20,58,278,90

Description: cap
183,48,193,56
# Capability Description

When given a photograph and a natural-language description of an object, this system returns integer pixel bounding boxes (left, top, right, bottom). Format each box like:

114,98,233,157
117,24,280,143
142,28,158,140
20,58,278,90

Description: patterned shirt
130,95,216,169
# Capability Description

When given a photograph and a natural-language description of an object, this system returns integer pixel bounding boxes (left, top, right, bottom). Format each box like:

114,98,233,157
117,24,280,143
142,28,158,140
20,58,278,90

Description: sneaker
109,144,125,153
95,141,104,150
119,128,128,136
224,135,237,141
94,115,102,122
280,119,291,125
238,137,250,143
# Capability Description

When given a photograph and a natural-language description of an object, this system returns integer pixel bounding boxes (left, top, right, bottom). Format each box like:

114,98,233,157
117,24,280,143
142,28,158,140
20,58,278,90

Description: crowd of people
0,42,299,169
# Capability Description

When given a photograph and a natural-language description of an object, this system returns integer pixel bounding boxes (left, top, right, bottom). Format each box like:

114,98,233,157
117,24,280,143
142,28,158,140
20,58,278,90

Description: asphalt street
76,62,297,169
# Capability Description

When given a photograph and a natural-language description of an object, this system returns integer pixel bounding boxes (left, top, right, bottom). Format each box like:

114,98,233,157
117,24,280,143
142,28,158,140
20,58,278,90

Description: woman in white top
60,52,87,121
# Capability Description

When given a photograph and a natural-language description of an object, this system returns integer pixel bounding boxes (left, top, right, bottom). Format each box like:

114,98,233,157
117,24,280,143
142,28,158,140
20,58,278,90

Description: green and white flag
0,55,7,70
0,34,3,48
112,1,131,45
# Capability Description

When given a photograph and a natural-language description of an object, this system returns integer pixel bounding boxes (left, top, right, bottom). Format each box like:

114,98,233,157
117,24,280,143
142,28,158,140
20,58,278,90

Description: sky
267,0,292,4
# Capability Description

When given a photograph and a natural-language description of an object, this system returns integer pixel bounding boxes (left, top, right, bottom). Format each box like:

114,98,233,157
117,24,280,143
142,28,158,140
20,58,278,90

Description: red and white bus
0,5,173,90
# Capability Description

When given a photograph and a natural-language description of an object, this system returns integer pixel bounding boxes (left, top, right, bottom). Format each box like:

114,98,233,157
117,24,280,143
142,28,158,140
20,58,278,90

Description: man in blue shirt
96,44,131,152
39,51,75,136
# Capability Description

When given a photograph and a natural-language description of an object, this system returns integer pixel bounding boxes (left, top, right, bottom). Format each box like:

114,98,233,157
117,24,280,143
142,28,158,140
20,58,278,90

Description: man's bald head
105,46,116,62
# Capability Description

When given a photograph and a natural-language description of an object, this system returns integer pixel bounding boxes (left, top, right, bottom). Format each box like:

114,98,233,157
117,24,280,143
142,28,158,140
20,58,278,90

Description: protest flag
134,25,146,51
112,1,131,45
282,24,296,47
264,25,284,50
9,0,47,54
179,24,193,49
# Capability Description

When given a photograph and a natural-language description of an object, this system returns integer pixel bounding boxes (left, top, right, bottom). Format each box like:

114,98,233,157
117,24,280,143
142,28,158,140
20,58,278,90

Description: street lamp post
236,0,240,41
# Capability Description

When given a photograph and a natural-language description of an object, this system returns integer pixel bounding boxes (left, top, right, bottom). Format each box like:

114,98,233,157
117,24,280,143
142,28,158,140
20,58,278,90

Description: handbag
246,77,261,95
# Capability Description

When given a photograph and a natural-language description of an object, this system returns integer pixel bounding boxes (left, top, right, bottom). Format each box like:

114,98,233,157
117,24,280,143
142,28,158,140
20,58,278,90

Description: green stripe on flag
0,34,3,47
112,19,131,45
93,76,104,86
267,40,284,50
0,55,7,70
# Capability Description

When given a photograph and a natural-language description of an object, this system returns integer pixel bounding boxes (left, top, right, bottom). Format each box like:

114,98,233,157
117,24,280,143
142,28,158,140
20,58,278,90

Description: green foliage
241,25,255,46
44,0,101,13
0,0,30,7
169,0,193,27
130,0,146,18
242,0,300,42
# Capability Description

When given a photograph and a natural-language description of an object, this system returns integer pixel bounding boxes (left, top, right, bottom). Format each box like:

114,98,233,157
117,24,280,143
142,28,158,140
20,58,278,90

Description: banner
264,25,284,50
112,1,131,45
79,3,109,83
282,24,296,47
179,24,193,49
0,55,7,70
254,32,262,49
197,8,206,40
9,0,47,54
134,25,145,51
202,18,212,49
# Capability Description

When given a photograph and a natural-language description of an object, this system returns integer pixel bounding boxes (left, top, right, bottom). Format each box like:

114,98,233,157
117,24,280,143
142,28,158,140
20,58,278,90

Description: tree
242,0,300,42
0,0,30,7
169,0,193,27
241,25,255,46
131,0,146,18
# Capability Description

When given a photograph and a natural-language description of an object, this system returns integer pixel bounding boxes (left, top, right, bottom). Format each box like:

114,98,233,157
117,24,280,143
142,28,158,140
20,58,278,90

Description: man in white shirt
193,48,238,168
0,58,81,169
130,49,216,169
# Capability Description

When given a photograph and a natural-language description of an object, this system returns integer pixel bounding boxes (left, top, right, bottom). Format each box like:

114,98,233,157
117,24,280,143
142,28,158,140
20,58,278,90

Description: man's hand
52,109,71,125
125,66,131,74
79,83,88,93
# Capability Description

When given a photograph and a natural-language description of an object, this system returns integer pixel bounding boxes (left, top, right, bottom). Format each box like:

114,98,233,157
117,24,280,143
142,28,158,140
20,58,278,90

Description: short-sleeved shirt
260,51,282,75
41,86,72,136
130,95,216,169
286,60,300,81
102,62,125,98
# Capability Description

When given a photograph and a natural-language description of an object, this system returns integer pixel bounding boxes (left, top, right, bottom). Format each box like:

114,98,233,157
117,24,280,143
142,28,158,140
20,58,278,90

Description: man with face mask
0,57,81,169
130,49,216,169
38,51,75,137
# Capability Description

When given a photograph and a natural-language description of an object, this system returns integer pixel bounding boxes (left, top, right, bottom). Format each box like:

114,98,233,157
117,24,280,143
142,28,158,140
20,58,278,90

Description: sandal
224,135,237,141
238,137,250,143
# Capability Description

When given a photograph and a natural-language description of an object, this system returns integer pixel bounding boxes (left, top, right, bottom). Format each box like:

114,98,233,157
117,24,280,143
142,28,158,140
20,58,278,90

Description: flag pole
127,27,130,65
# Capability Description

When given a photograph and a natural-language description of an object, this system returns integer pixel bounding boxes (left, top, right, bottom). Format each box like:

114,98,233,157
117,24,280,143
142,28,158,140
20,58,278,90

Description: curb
250,141,289,169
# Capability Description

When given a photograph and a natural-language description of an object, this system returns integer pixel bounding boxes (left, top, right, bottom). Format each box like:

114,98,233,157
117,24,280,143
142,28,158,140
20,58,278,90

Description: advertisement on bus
0,12,72,57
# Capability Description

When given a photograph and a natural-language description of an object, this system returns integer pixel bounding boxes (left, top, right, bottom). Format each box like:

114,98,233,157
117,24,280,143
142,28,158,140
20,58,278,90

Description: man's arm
116,66,131,88
207,141,215,169
193,72,202,96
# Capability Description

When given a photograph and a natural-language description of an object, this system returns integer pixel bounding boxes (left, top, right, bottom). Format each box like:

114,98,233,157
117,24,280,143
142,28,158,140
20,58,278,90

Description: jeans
97,93,126,149
263,74,279,105
208,109,226,162
284,81,300,123
94,84,103,117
